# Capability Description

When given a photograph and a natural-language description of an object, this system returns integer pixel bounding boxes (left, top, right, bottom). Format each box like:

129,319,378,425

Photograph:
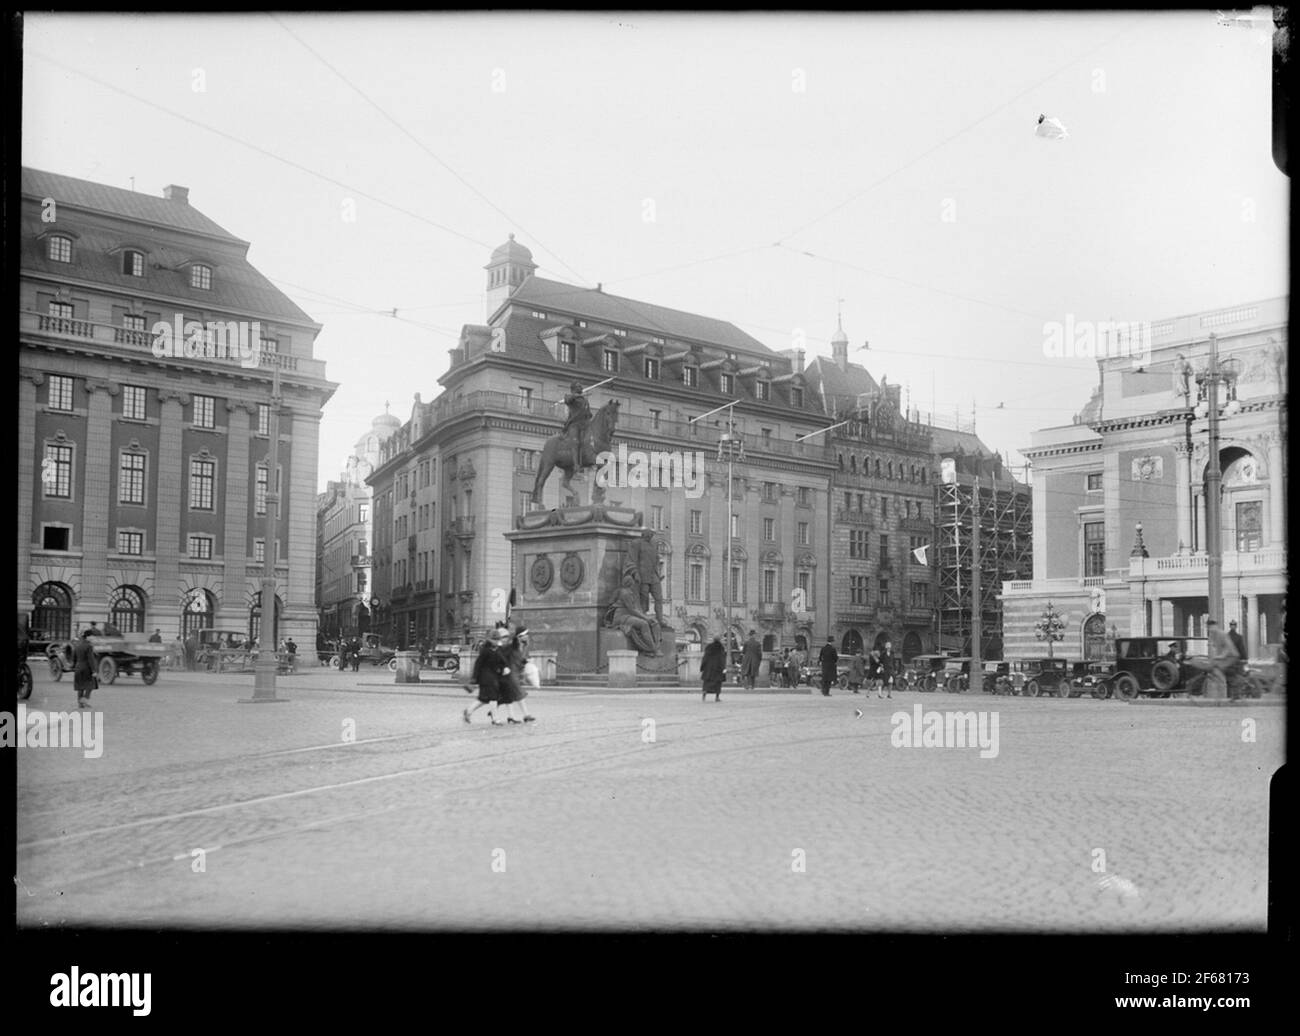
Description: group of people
464,622,538,725
702,632,902,699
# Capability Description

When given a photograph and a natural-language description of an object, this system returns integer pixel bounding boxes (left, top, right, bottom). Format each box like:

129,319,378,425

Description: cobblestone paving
14,667,1283,931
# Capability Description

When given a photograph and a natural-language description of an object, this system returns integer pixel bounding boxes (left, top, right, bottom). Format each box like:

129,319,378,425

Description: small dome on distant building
489,233,534,264
831,317,849,347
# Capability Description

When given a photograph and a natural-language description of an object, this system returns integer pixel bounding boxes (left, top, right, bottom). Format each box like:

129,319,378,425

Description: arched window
32,581,73,642
109,585,147,633
921,469,927,484
902,631,924,661
849,456,857,473
837,453,844,470
1083,613,1109,661
181,587,215,639
887,461,893,479
841,629,864,655
875,459,881,477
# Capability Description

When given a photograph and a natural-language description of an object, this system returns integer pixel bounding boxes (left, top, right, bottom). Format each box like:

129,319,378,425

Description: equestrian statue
531,381,620,504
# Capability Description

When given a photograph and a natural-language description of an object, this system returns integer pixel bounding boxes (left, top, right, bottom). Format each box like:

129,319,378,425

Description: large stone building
366,237,1027,664
316,411,399,638
1001,297,1287,662
19,168,336,647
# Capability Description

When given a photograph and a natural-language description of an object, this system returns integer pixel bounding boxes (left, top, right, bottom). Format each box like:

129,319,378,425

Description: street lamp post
244,363,288,703
1195,333,1242,627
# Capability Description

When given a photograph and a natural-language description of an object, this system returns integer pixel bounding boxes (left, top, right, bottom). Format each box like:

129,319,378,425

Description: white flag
1035,114,1069,140
912,544,929,566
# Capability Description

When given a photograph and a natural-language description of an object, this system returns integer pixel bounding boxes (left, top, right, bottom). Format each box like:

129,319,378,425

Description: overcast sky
22,11,1287,490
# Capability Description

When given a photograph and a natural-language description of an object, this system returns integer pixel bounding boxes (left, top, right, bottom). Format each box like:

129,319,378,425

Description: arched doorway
32,582,73,642
873,630,894,652
181,588,215,639
841,629,864,655
1083,612,1108,661
902,631,923,661
109,585,147,633
249,591,283,646
794,632,809,652
762,633,777,651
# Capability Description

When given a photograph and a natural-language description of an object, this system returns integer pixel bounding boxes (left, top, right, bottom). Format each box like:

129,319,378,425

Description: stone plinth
505,505,649,674
678,643,702,686
530,650,558,686
608,649,637,687
394,650,421,684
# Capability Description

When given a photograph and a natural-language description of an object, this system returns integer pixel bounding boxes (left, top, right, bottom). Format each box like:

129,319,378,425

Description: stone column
1265,433,1284,548
1174,441,1194,552
1149,595,1162,636
156,390,190,630
18,372,43,615
79,379,119,621
220,400,254,630
1245,594,1260,660
285,405,322,646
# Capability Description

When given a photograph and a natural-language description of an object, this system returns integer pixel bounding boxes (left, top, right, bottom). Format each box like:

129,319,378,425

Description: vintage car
1107,636,1270,699
47,633,165,685
904,654,953,692
1068,660,1115,700
1021,657,1072,697
330,633,400,670
426,643,463,673
980,661,1021,695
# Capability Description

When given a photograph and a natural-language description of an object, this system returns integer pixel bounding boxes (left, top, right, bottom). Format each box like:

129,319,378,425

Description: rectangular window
797,570,811,601
122,313,147,344
850,576,869,607
911,581,930,608
797,522,810,546
844,491,852,511
1086,472,1103,492
689,562,704,600
122,385,147,420
881,497,889,520
43,526,70,551
719,373,734,394
48,375,74,411
764,482,777,502
756,381,770,401
123,250,144,276
763,569,777,603
1236,500,1263,552
257,404,271,436
850,529,868,559
689,509,702,535
190,264,212,290
761,428,772,445
531,311,547,320
45,443,73,497
518,386,534,412
187,535,213,559
683,367,698,388
764,517,775,541
797,486,810,506
857,493,865,512
649,409,662,430
730,513,739,537
356,571,368,594
880,534,889,560
730,565,743,603
359,503,369,523
190,459,215,510
47,236,72,262
192,395,215,428
255,466,269,515
603,349,620,373
790,387,804,408
559,340,576,364
254,539,265,563
650,504,665,530
1084,521,1105,577
612,328,627,338
117,530,143,555
119,452,146,505
644,358,660,380
878,578,891,607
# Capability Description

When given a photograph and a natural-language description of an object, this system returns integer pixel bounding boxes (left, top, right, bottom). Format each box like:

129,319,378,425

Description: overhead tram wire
774,20,1142,245
269,14,595,290
29,52,497,254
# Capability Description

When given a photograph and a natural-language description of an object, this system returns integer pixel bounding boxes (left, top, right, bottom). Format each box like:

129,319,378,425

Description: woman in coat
497,623,537,724
72,629,96,708
700,634,726,702
463,626,512,725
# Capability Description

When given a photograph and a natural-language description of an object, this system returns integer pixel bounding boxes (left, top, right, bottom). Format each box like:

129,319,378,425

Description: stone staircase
556,672,681,690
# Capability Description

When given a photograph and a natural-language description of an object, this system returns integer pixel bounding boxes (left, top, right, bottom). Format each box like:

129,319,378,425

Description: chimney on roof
163,184,189,204
792,348,805,374
595,283,603,293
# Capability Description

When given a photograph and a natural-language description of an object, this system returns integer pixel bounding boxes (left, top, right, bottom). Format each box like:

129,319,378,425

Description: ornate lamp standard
1034,601,1067,659
1192,333,1242,625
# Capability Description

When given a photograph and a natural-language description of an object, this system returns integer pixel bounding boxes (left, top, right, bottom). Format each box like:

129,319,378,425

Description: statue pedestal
608,650,637,687
505,505,647,674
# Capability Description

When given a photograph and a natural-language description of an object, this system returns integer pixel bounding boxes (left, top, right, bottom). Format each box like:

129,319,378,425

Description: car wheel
50,657,64,680
443,658,460,673
947,675,964,694
1113,672,1141,700
388,657,398,672
1151,660,1180,691
1091,681,1109,700
1057,684,1073,698
1025,679,1041,697
329,655,342,669
142,659,159,685
18,663,33,701
98,655,119,685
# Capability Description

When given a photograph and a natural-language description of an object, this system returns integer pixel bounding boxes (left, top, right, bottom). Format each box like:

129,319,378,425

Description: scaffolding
936,477,1032,659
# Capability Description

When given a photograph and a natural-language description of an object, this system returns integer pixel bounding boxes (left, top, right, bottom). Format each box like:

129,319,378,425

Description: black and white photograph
9,7,1290,1008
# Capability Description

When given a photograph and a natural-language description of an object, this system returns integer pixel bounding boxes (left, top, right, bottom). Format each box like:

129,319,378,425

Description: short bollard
394,650,421,684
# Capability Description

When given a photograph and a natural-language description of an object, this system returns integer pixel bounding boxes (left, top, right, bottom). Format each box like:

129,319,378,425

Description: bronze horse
532,399,620,504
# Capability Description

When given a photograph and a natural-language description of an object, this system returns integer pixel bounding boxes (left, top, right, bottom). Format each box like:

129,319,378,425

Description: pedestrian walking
818,636,838,697
285,637,297,672
740,629,762,690
787,646,803,688
184,632,197,671
878,640,898,699
72,629,97,709
1207,620,1241,699
148,628,163,644
350,637,362,672
848,650,866,693
498,623,537,724
463,626,512,725
701,633,726,702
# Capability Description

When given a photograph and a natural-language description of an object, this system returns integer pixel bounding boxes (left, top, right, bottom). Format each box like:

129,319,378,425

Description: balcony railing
756,601,785,620
835,508,873,525
22,310,320,377
451,516,476,536
1129,548,1286,578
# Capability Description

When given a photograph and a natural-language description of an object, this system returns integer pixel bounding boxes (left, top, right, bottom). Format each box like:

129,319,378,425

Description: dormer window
719,373,734,394
791,386,805,408
756,381,771,401
603,349,620,373
122,250,145,276
47,235,73,263
559,340,576,364
190,264,212,290
644,357,660,380
683,366,698,388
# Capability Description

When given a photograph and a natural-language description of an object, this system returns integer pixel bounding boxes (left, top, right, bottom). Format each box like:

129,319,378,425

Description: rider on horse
561,381,595,467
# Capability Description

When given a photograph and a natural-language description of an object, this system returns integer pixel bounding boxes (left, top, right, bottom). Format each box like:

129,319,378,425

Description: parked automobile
330,633,400,670
47,633,165,685
1068,660,1114,699
798,660,851,688
980,661,1021,695
1021,657,1071,697
426,643,462,673
906,654,952,692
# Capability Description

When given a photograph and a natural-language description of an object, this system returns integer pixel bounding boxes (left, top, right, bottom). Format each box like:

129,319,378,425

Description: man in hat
818,636,839,697
561,380,594,466
1225,620,1247,698
1206,620,1240,699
